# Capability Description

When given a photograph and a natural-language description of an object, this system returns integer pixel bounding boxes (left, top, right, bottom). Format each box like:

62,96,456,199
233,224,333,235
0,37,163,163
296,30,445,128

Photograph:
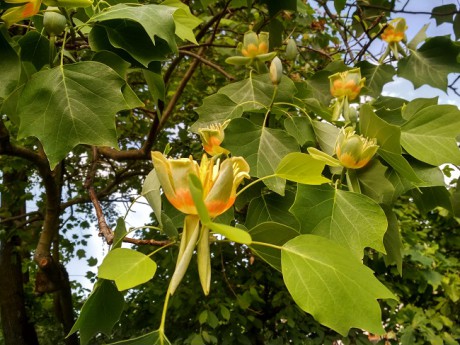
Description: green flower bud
335,127,379,169
269,57,283,85
43,7,67,36
285,38,297,60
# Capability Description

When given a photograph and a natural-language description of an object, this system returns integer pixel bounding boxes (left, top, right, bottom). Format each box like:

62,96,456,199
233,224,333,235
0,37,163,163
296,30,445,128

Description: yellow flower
329,68,365,101
335,127,379,169
1,0,41,27
381,18,407,44
151,152,250,218
198,120,230,156
241,31,269,58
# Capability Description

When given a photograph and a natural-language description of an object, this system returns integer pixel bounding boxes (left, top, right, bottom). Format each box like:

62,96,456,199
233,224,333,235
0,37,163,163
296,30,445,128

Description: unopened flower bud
285,38,297,60
43,7,67,36
329,68,365,101
269,57,283,85
198,120,230,156
335,127,379,169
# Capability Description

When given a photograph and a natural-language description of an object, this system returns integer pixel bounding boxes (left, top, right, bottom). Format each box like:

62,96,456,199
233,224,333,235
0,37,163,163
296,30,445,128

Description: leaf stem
251,240,283,251
60,29,68,67
158,282,173,345
123,195,143,221
236,174,277,197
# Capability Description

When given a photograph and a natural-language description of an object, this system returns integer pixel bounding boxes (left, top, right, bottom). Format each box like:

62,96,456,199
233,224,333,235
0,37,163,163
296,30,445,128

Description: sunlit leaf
162,0,202,44
275,152,330,185
401,105,460,166
98,248,157,291
207,222,252,244
290,184,387,258
282,235,396,336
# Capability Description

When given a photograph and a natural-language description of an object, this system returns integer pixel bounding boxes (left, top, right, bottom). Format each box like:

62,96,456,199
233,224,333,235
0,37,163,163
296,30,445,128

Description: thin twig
179,49,235,80
123,237,171,246
84,146,114,245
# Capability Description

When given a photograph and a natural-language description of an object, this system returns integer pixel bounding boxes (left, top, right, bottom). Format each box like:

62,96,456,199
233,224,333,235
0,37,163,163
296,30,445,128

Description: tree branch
84,147,115,245
179,49,235,80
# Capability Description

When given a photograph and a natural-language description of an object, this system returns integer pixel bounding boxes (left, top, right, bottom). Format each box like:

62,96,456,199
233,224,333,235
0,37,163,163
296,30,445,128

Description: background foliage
0,0,459,344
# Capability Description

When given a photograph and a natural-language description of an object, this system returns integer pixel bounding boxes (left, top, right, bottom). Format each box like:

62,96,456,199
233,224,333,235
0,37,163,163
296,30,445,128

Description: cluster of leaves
1,0,460,344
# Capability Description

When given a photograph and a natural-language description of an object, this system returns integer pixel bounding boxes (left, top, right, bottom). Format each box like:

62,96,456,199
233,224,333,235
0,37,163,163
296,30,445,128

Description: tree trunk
0,171,39,345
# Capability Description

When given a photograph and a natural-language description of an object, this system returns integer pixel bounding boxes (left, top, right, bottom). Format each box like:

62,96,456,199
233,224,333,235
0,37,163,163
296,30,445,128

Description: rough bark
0,171,39,345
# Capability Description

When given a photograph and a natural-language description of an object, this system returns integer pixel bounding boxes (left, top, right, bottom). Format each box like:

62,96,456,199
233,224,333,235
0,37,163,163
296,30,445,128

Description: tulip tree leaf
249,221,299,270
18,31,50,71
360,104,422,183
98,248,157,291
207,222,252,245
219,74,297,111
281,235,396,336
224,118,299,195
382,207,403,274
16,62,135,169
191,94,243,131
275,152,330,185
401,105,460,166
353,160,395,205
398,36,460,91
290,184,387,258
142,169,163,226
68,280,124,345
357,61,395,98
89,4,179,52
192,74,296,131
431,4,457,25
112,217,128,250
162,0,202,44
284,116,316,146
245,191,300,230
107,330,171,345
312,120,340,156
0,27,21,102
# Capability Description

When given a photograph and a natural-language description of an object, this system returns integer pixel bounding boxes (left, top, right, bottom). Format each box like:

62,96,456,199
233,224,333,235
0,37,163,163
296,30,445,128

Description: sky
68,0,460,291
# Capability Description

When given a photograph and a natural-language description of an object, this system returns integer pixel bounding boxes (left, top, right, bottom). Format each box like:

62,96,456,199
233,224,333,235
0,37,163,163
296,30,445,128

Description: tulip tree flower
198,120,230,156
151,152,250,295
335,127,379,169
1,0,41,27
380,18,408,60
225,31,277,71
151,152,249,218
329,68,365,121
